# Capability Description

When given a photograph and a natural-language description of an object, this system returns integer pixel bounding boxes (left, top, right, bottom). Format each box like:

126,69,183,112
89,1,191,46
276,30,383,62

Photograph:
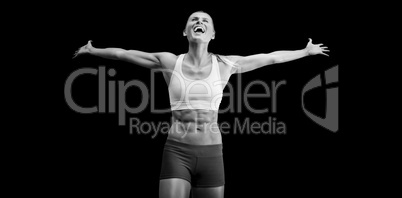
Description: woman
74,11,329,198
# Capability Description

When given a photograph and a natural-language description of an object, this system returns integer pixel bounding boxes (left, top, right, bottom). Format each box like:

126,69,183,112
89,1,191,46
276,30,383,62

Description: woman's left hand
305,38,330,56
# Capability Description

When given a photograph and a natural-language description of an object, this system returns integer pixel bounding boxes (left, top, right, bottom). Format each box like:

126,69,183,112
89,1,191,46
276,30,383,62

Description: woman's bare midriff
167,109,222,145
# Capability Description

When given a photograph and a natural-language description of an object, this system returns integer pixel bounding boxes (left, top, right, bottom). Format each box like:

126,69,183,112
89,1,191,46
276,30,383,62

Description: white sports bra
168,54,224,111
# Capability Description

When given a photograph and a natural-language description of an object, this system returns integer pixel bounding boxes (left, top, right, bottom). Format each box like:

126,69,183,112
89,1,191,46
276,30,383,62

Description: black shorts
160,139,225,187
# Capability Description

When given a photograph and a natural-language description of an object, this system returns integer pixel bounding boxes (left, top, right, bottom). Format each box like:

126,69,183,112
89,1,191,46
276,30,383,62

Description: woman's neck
187,42,210,67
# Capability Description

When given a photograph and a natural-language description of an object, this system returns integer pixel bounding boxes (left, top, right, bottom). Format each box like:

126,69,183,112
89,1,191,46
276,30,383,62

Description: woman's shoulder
214,54,240,68
155,52,180,70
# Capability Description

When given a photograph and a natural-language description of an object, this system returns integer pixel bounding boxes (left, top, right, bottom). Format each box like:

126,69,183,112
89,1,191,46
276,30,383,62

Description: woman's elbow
114,49,127,60
270,55,283,64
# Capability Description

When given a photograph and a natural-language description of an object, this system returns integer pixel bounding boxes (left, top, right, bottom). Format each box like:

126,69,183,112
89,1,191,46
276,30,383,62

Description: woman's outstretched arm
227,38,330,73
73,40,174,69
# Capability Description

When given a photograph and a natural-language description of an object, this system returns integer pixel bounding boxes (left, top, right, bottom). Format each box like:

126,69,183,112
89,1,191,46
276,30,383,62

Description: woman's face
184,12,215,43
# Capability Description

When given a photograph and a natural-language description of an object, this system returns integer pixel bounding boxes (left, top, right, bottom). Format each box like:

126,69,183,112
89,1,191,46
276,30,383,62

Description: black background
23,3,369,197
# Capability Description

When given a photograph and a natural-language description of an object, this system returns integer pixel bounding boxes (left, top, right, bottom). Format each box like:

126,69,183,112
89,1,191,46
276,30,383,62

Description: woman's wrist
87,45,95,54
303,48,310,56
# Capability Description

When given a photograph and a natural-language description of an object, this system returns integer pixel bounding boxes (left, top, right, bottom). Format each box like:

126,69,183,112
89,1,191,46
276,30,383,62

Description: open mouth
193,26,205,34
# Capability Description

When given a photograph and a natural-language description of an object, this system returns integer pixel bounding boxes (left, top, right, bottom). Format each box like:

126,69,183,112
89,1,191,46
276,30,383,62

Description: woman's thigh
191,185,224,198
159,178,191,198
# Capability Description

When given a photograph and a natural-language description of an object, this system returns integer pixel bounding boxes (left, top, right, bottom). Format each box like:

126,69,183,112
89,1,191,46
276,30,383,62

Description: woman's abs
168,109,222,145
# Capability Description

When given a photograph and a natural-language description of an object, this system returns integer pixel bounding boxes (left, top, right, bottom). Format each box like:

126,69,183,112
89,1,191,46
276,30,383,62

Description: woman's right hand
73,40,93,58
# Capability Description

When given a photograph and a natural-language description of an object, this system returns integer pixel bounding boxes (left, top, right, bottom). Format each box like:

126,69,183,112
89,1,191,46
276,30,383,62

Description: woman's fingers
73,48,82,58
306,38,330,57
73,45,84,59
73,40,93,59
73,50,79,59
